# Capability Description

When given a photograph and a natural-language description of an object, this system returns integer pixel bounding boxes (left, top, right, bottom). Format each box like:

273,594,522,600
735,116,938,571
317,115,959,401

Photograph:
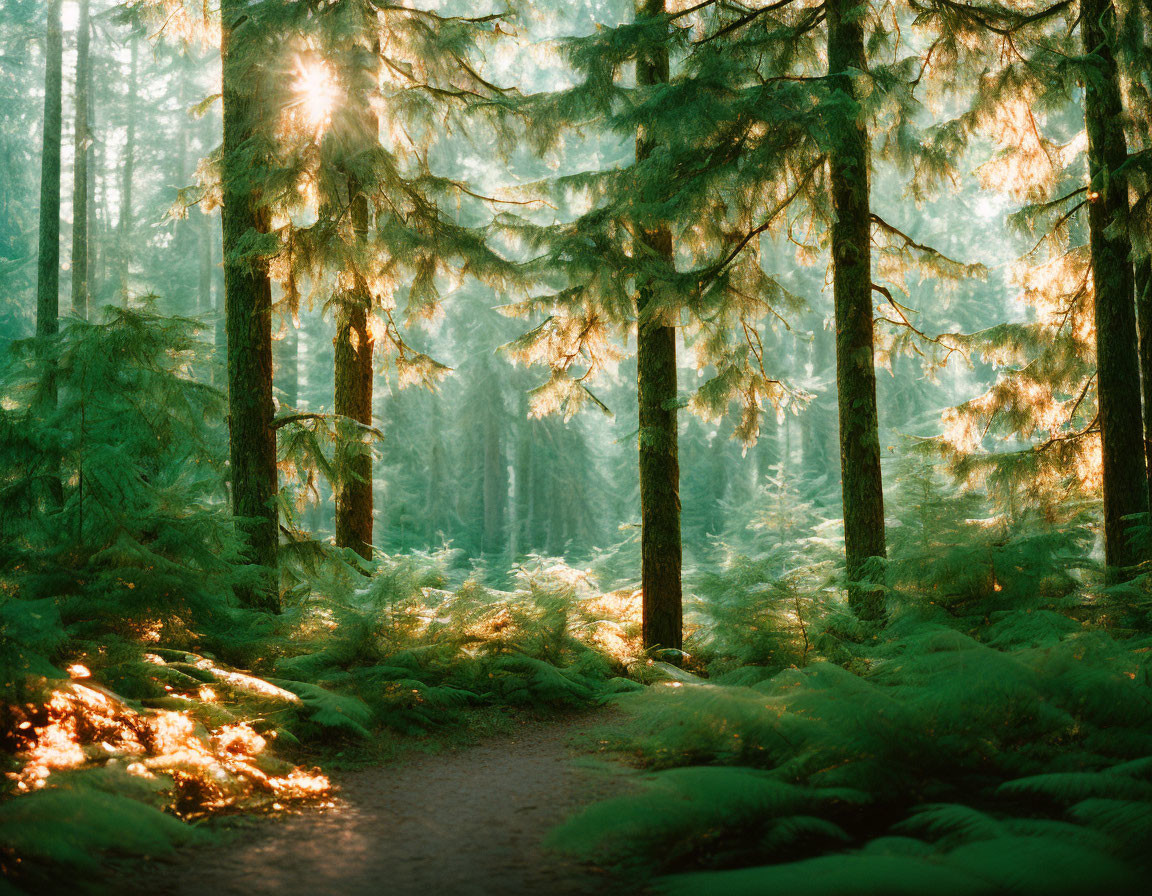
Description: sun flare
292,58,340,131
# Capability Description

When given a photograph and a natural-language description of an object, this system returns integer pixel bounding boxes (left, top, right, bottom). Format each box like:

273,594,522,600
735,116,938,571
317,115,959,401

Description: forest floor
124,710,638,896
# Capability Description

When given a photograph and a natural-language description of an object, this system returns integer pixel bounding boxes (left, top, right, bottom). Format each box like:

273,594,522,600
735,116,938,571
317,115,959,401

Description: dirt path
138,712,636,896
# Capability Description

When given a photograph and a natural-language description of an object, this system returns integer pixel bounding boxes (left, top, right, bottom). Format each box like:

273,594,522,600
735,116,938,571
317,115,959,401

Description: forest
3,0,1152,893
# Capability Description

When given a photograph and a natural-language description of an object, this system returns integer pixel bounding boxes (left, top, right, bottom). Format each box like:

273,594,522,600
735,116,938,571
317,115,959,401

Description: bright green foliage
0,782,208,892
550,479,1152,891
0,307,263,686
275,555,624,733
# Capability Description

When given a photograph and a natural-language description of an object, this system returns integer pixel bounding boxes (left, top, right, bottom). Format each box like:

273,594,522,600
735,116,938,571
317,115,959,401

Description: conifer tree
501,0,970,625
1081,0,1147,573
257,0,516,558
921,0,1148,578
634,0,683,652
828,0,886,618
70,0,91,320
220,0,279,609
36,0,63,346
117,37,139,299
332,31,380,562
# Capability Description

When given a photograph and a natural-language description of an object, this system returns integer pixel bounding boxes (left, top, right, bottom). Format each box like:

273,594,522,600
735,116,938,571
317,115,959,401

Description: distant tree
70,0,91,320
117,36,139,300
36,0,63,347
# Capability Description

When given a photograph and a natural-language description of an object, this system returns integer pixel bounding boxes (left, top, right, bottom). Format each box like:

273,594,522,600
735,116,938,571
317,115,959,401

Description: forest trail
137,712,634,896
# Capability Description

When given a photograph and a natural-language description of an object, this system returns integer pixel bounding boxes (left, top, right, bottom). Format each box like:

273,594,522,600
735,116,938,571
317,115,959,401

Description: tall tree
919,0,1149,580
828,0,886,618
70,0,91,320
333,47,379,561
117,37,138,299
36,0,63,345
634,0,683,653
1082,0,1148,574
220,0,279,609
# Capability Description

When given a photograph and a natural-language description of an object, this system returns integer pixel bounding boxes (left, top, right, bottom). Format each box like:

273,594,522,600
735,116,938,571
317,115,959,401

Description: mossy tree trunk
69,0,90,320
221,0,279,609
828,0,886,620
636,0,683,654
1082,0,1148,576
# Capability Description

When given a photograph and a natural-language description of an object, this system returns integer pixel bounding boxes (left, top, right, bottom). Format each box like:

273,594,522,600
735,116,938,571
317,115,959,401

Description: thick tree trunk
334,171,375,561
828,0,886,620
37,0,63,343
118,40,138,301
70,0,90,320
1083,0,1148,576
636,0,683,654
221,1,279,609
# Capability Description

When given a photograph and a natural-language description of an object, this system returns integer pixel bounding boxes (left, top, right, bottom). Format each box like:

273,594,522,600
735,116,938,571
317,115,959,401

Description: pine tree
828,0,886,618
1081,0,1148,574
36,0,63,345
220,0,279,609
332,30,380,562
117,37,139,300
919,0,1149,580
69,0,91,320
635,0,683,652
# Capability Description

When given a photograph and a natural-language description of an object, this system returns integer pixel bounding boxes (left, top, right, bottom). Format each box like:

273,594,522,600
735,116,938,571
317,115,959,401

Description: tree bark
333,42,381,562
636,0,683,654
333,172,375,561
828,0,886,620
70,0,91,320
221,0,279,609
1082,0,1149,576
37,0,63,343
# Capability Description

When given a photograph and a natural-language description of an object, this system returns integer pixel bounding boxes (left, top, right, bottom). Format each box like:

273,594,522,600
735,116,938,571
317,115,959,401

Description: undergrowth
0,311,633,894
550,462,1152,895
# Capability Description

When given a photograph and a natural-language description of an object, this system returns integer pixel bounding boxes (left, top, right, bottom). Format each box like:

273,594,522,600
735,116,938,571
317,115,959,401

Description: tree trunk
481,390,506,555
87,43,99,306
1083,0,1149,576
333,46,380,562
69,0,91,320
221,1,279,609
828,0,886,620
118,39,138,301
333,174,375,561
37,0,63,343
636,0,683,654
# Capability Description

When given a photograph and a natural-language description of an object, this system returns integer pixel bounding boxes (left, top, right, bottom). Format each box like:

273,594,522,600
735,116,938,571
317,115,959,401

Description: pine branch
696,0,811,46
